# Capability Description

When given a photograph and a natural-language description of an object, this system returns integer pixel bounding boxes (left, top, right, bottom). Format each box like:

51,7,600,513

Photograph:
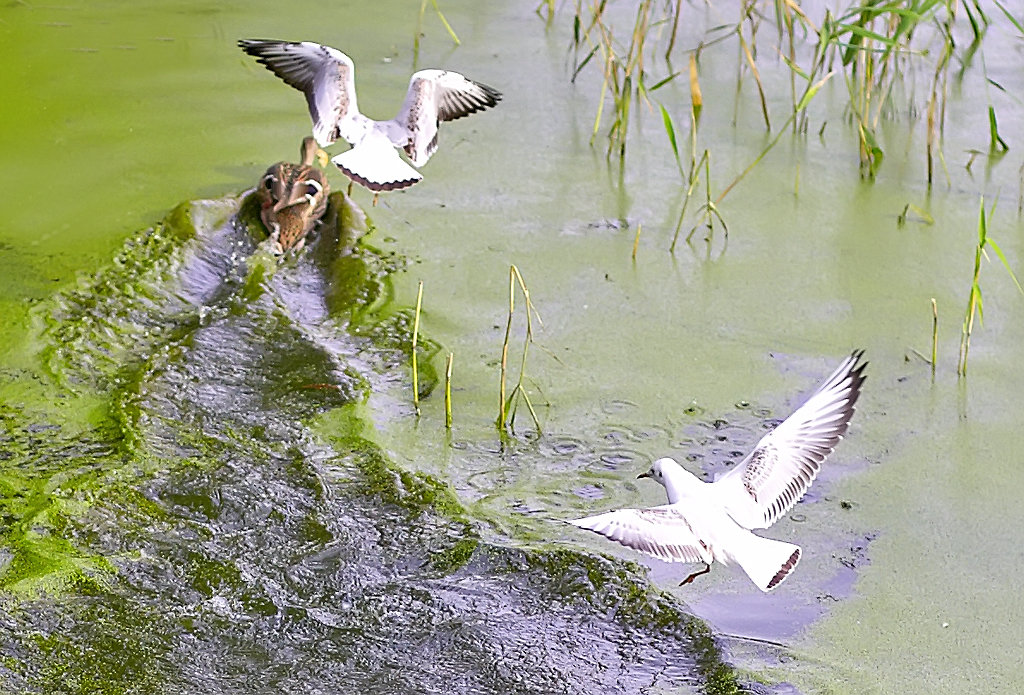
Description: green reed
535,0,556,24
496,265,543,434
957,197,1023,376
414,0,460,64
897,203,934,227
444,351,453,429
561,0,1017,196
412,280,424,415
570,0,682,160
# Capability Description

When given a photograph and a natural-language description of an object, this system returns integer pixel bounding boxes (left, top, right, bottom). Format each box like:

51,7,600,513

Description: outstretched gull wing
394,69,502,167
239,39,362,148
712,350,867,530
569,505,713,564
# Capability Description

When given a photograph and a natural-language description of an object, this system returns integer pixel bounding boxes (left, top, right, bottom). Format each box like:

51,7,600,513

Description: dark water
0,193,752,694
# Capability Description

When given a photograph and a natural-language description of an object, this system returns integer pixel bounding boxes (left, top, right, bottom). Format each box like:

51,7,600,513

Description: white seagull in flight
239,39,502,194
570,351,867,592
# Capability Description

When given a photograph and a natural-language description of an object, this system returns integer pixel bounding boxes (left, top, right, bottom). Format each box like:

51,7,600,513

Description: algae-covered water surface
3,1,1024,693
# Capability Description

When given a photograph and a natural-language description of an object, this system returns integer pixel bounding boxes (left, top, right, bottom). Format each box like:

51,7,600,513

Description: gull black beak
637,471,651,480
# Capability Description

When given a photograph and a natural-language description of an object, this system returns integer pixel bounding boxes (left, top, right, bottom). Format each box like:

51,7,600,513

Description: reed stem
496,265,542,434
444,352,453,429
412,281,424,415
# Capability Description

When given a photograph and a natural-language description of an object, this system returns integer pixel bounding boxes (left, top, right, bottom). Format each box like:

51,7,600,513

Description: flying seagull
238,39,502,195
570,351,867,592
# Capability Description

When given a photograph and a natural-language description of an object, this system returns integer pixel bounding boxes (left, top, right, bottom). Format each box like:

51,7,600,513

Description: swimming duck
257,136,330,254
239,39,501,198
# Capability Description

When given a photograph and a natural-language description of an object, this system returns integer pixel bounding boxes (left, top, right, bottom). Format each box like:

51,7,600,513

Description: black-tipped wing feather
241,39,501,191
239,39,358,147
397,70,502,167
713,350,867,529
569,506,713,565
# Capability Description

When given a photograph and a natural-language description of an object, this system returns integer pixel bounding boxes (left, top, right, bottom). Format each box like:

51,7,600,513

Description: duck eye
262,175,275,190
304,180,323,196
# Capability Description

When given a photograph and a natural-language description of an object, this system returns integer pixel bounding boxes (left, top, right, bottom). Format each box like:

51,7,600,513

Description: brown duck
258,136,330,254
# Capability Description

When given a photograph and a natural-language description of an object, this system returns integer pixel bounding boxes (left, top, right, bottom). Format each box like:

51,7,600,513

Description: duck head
257,136,330,254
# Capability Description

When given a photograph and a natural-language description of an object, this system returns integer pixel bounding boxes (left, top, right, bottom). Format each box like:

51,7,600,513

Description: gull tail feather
731,534,801,592
332,141,422,192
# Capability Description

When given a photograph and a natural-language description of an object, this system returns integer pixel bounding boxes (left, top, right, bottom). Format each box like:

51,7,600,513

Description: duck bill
636,472,651,480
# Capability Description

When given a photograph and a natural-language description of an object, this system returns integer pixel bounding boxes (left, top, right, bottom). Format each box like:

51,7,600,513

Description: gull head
636,457,697,503
637,457,682,484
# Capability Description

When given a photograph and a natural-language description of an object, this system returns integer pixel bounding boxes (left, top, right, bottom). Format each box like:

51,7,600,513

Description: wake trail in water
2,192,751,694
